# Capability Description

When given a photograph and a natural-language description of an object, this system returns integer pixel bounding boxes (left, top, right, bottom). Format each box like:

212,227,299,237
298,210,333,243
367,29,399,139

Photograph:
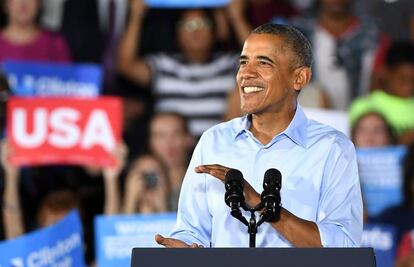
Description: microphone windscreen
264,168,282,190
224,169,243,185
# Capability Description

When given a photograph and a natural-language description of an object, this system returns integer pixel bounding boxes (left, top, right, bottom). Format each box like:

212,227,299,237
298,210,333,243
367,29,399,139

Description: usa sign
7,97,123,167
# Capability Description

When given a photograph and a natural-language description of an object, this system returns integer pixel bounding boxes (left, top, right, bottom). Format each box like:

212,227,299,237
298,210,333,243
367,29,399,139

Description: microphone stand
231,202,279,247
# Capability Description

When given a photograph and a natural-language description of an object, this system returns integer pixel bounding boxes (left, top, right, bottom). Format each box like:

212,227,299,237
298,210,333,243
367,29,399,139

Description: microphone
224,168,248,226
224,169,245,209
261,168,282,222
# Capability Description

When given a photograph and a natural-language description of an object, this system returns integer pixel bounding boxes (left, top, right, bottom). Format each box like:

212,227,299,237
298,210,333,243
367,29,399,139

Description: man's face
236,33,299,115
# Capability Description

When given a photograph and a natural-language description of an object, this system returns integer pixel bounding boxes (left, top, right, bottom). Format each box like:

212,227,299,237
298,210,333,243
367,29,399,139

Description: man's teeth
243,86,264,93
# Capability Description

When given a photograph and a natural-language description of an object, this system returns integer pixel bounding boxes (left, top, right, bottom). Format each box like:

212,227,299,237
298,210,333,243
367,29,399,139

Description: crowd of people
0,0,413,265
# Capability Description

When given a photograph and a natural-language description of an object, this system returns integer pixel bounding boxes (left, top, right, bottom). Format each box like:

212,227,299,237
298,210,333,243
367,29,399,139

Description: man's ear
293,67,312,92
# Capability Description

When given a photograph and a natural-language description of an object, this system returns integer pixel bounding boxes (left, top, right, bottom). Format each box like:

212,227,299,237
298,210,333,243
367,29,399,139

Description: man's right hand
195,164,261,208
155,234,203,248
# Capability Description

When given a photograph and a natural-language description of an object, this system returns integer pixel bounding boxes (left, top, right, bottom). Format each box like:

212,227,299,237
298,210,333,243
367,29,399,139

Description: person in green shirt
349,41,414,144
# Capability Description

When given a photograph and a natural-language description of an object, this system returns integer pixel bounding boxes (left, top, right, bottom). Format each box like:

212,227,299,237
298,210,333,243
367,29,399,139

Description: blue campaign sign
145,0,229,8
362,224,397,267
95,212,177,267
357,146,406,217
2,60,102,97
0,210,85,267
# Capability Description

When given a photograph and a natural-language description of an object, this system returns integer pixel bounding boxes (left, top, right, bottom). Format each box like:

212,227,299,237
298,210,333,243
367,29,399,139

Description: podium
131,247,376,267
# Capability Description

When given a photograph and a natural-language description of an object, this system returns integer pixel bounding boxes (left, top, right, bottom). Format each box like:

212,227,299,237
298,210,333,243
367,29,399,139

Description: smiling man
155,23,363,248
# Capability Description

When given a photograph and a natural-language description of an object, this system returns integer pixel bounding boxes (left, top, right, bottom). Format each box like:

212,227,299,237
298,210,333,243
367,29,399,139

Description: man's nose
237,65,258,80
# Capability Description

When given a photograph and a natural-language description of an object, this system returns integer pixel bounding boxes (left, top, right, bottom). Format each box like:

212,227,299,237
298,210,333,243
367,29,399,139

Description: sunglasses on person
178,17,212,32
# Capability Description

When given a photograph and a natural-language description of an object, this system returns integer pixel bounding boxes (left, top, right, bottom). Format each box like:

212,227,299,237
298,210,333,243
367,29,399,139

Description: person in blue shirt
155,23,363,248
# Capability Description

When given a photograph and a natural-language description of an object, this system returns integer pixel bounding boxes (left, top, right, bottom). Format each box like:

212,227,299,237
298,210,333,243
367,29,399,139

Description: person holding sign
155,23,363,248
117,0,251,137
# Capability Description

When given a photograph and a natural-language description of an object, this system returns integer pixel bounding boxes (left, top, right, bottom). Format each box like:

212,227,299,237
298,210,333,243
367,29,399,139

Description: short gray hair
252,23,313,68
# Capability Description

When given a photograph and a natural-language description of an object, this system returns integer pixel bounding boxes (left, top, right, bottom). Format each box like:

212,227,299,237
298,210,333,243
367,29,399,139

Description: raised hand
1,139,20,178
227,0,246,21
195,164,260,207
130,0,148,19
103,142,128,179
194,164,231,182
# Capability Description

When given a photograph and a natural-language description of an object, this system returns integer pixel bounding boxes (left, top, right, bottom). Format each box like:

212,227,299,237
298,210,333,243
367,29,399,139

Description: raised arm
226,0,251,47
103,143,128,215
1,140,24,239
117,0,152,86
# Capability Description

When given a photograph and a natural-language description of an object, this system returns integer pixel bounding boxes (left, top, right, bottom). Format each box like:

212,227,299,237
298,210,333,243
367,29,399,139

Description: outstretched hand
195,164,231,182
155,234,203,248
195,164,261,207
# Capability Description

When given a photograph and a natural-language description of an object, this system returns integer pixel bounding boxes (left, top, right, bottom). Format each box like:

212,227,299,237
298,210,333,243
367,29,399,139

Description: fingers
154,234,189,248
155,234,202,248
155,234,166,246
195,164,231,181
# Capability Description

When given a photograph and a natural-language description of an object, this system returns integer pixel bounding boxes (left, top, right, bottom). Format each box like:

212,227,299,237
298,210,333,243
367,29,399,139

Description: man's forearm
270,208,322,247
243,180,322,247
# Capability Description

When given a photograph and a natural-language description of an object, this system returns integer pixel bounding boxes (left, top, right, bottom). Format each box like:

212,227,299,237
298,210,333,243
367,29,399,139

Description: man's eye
259,61,270,65
239,61,247,66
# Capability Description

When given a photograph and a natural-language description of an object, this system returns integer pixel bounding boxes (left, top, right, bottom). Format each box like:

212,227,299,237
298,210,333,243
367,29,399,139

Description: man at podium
156,23,363,248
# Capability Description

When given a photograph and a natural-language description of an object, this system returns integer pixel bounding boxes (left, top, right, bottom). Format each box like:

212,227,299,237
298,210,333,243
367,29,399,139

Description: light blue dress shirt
170,104,363,247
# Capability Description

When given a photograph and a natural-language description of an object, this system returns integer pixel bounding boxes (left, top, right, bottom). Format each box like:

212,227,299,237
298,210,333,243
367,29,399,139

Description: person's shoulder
306,119,354,150
146,52,176,61
199,117,244,141
145,52,183,74
147,52,187,66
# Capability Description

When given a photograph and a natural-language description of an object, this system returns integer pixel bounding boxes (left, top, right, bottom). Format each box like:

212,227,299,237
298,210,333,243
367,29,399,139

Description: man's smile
242,86,265,94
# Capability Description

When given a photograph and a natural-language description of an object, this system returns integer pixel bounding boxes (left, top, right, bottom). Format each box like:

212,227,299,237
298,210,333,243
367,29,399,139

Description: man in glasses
117,0,250,138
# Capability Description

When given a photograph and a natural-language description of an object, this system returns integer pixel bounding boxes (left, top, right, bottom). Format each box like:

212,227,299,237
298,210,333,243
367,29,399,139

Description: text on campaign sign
7,97,123,167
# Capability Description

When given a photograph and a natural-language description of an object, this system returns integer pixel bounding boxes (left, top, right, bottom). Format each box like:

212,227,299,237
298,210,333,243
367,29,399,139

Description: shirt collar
234,103,308,148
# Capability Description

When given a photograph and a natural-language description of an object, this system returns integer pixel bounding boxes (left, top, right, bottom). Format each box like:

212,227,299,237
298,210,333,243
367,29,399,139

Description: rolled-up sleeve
169,135,212,247
316,137,363,247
